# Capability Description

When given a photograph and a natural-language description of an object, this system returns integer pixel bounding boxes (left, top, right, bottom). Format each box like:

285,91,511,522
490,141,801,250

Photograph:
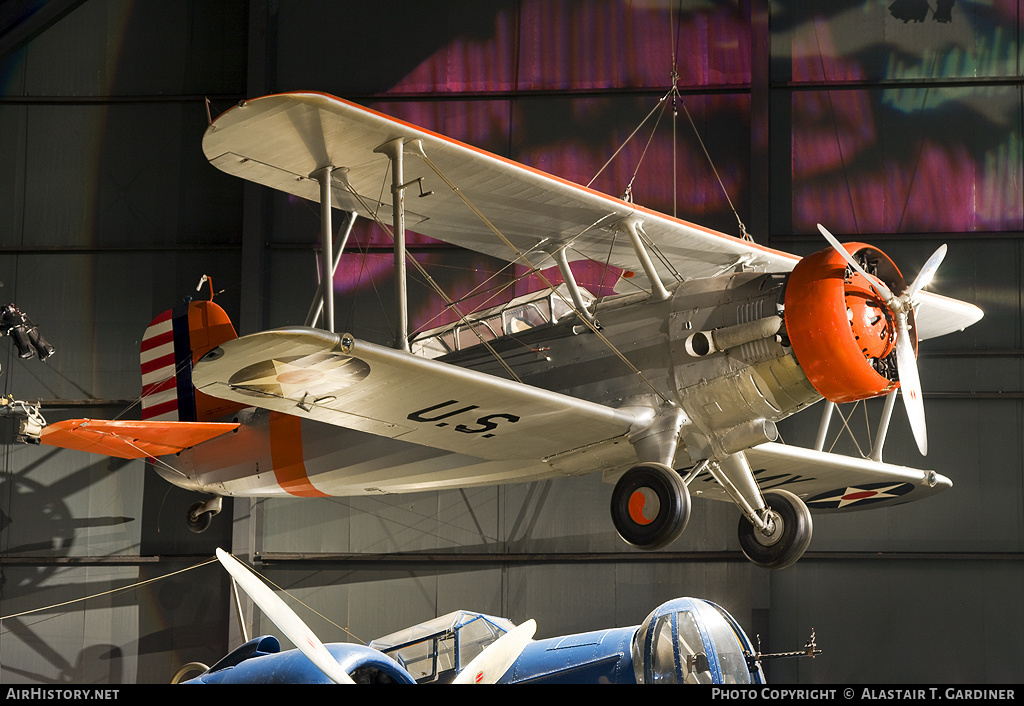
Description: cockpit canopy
631,597,764,684
368,610,516,683
410,284,594,358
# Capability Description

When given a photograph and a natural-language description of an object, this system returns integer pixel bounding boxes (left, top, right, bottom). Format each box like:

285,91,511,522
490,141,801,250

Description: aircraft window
436,635,456,674
650,615,678,683
391,638,439,681
455,318,499,350
418,334,453,357
390,634,455,682
675,611,714,684
645,611,714,684
702,605,754,684
458,615,507,667
550,294,578,321
409,283,593,357
503,303,548,333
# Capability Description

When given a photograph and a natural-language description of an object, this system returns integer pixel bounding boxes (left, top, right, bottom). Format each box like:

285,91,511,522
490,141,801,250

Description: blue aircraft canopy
631,598,764,684
368,610,517,683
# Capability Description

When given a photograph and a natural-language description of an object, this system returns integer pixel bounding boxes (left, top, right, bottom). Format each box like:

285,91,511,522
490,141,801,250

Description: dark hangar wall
0,0,1019,685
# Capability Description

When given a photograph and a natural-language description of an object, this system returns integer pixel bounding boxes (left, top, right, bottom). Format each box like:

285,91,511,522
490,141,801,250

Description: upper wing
687,442,951,511
191,327,646,461
201,92,981,340
202,92,794,281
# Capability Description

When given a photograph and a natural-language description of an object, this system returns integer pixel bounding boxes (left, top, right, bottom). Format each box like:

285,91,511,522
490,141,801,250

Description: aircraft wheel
186,501,214,534
610,463,690,551
737,489,812,570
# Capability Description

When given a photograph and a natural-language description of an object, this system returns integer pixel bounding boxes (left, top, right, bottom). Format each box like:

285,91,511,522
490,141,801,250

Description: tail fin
141,300,243,422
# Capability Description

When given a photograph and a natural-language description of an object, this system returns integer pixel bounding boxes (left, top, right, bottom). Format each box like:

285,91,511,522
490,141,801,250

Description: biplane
31,92,983,569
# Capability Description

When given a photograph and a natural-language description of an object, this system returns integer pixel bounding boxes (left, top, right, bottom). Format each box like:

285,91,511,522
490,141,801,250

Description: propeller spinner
816,224,946,456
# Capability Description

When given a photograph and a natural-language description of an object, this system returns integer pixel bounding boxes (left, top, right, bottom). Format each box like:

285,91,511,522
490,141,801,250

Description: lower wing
687,442,951,511
191,327,646,462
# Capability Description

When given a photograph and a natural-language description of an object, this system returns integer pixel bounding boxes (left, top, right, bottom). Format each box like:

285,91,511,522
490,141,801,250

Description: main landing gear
737,489,812,570
610,463,691,551
609,455,813,569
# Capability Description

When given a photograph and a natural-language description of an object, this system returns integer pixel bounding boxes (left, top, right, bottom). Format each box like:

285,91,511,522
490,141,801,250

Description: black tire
737,489,813,569
186,501,214,534
610,463,690,551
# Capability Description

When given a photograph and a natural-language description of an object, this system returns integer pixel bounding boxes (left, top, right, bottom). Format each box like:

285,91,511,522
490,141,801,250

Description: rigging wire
591,0,751,243
414,151,675,408
337,175,525,384
0,557,218,624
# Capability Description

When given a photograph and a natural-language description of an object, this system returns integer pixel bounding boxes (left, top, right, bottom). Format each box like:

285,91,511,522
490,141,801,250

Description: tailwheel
610,463,690,551
737,489,812,570
186,496,223,534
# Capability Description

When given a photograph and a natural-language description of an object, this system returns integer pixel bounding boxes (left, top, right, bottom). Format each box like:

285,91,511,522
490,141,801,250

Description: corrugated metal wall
0,0,1019,685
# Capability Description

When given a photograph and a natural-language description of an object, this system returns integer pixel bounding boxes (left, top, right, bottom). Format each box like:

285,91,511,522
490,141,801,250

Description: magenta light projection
320,1,756,337
784,2,1024,233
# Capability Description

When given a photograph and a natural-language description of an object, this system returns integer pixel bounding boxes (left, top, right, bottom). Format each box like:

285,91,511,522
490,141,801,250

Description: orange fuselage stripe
269,413,329,497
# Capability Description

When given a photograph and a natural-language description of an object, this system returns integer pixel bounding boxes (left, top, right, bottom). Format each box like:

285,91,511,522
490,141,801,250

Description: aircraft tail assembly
36,296,242,461
141,299,244,423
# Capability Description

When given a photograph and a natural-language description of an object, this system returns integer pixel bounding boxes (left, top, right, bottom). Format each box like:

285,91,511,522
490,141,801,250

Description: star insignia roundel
227,353,370,400
806,481,914,509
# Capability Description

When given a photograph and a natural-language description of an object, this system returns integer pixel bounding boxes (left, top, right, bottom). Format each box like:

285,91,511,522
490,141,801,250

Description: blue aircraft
180,549,813,684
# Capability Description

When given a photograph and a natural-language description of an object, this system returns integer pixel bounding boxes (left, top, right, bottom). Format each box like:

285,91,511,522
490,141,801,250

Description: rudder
140,300,243,422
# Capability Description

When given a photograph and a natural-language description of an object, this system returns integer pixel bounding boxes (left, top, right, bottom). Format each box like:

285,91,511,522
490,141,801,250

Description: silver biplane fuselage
161,270,803,497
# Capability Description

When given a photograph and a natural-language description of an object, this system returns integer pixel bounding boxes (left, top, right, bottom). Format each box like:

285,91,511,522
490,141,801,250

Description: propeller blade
894,314,928,456
452,618,537,684
816,223,895,302
215,548,355,684
905,243,947,300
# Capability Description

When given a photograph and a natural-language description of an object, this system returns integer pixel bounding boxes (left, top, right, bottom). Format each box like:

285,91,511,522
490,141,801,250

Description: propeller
452,618,537,684
215,547,536,684
215,548,356,684
816,224,947,456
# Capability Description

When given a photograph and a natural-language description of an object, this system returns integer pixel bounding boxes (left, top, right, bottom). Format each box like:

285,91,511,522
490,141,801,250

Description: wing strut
306,209,357,328
813,400,834,452
312,166,337,333
869,389,899,462
552,246,596,324
622,217,670,301
374,137,413,351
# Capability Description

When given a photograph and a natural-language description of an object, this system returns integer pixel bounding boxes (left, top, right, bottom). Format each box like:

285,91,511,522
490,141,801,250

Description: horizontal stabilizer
41,419,239,459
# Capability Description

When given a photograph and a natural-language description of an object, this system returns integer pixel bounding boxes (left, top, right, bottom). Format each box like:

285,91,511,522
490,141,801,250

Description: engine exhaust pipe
684,316,782,357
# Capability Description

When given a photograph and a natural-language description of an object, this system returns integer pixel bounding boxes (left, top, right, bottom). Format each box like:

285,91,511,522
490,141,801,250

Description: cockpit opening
410,284,594,358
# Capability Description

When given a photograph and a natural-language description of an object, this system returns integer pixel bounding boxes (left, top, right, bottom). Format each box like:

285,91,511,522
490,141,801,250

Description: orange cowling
784,243,911,404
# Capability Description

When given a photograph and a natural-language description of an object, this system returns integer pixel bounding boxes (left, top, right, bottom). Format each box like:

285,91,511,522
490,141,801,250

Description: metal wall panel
769,560,1024,683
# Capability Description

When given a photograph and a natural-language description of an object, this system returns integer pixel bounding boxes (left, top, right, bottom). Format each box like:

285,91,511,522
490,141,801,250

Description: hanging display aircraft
28,92,983,569
180,548,788,684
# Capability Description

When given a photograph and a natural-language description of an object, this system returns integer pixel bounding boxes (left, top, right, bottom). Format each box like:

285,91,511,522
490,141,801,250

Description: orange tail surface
140,300,245,422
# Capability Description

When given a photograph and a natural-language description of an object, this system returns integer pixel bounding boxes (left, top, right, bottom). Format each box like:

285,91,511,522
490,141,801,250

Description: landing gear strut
610,463,690,551
737,489,812,570
187,496,223,534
